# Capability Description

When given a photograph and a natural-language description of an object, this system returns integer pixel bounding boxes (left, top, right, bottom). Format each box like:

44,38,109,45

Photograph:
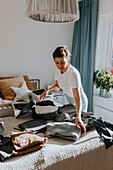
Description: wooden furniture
30,79,40,90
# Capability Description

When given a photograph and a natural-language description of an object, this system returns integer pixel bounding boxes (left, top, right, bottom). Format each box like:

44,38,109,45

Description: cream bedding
0,115,113,170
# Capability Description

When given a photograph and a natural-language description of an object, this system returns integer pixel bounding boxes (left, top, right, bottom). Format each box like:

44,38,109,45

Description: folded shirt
11,131,48,151
46,122,81,142
35,105,58,115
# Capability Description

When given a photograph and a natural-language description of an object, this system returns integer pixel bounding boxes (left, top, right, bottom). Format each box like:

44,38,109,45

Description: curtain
71,0,98,111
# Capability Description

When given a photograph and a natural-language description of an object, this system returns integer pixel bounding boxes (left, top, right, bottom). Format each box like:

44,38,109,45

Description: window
109,23,113,75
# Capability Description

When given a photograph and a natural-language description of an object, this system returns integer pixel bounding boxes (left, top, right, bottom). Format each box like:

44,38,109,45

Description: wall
0,0,74,88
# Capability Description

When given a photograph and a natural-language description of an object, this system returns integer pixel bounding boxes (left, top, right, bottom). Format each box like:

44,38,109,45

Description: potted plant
93,69,113,97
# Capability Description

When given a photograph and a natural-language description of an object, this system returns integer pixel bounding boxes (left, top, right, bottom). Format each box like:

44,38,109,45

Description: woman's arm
47,80,60,93
40,80,60,101
72,88,86,133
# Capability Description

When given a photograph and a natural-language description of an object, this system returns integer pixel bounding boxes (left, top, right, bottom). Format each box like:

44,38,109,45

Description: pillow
0,76,24,100
0,76,35,91
11,81,32,102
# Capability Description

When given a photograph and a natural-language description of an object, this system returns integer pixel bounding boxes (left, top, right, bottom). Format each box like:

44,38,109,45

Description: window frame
107,19,113,72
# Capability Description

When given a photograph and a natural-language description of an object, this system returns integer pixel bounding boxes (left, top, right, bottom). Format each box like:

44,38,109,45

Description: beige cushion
0,75,35,91
0,76,24,100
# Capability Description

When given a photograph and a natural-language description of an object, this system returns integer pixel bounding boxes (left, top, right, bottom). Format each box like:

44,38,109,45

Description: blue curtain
71,0,98,111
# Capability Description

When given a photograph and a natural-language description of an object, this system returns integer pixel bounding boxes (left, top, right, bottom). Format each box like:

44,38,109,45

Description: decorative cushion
0,76,24,100
11,81,32,102
0,76,35,91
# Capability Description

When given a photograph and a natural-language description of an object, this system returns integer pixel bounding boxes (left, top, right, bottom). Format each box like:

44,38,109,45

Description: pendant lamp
25,0,79,23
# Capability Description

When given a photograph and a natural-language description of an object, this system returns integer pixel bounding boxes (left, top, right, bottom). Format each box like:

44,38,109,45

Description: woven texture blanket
0,116,113,170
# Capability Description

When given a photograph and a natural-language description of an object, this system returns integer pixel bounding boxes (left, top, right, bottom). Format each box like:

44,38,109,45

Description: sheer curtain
71,0,98,111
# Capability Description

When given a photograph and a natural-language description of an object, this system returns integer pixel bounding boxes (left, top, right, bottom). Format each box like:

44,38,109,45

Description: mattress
0,115,113,170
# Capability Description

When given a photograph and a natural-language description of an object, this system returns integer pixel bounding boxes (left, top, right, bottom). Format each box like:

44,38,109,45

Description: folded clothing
13,144,45,156
55,112,95,133
32,100,58,120
19,119,47,133
0,129,48,161
11,131,47,151
14,100,58,120
10,131,48,156
58,104,76,115
46,122,81,142
35,105,58,115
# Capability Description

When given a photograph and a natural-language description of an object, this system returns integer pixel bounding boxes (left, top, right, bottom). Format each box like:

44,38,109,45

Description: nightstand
53,90,69,105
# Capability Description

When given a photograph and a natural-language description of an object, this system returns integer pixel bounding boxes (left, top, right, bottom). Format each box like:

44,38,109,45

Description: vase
99,87,111,98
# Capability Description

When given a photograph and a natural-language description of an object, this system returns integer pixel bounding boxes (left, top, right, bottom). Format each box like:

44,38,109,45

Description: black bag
19,119,47,133
32,100,58,120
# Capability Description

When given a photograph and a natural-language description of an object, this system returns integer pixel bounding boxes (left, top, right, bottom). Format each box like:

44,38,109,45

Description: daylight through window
110,23,113,75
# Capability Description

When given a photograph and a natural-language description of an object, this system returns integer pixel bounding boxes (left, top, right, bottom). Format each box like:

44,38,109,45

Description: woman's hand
76,115,86,134
72,88,86,134
40,82,60,102
40,90,48,102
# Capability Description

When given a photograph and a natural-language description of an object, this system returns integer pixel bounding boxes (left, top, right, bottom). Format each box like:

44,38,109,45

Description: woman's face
54,56,69,73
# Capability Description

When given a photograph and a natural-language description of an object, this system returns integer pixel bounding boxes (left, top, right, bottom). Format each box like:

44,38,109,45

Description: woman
40,46,88,133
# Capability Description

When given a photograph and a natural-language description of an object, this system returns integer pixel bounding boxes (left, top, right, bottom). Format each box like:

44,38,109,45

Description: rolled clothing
66,92,88,112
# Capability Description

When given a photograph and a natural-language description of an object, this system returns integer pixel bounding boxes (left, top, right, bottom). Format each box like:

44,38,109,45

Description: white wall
0,0,74,88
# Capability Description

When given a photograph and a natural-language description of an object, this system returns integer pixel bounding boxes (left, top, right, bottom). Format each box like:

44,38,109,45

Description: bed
0,109,113,170
0,76,113,170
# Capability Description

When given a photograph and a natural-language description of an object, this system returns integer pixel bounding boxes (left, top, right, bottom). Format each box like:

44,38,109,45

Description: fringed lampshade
25,0,79,23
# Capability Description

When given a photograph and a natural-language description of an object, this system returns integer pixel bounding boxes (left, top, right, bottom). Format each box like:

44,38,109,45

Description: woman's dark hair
53,46,70,60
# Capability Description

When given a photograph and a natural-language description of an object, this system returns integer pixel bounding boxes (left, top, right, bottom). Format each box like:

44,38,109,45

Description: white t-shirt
55,64,84,97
